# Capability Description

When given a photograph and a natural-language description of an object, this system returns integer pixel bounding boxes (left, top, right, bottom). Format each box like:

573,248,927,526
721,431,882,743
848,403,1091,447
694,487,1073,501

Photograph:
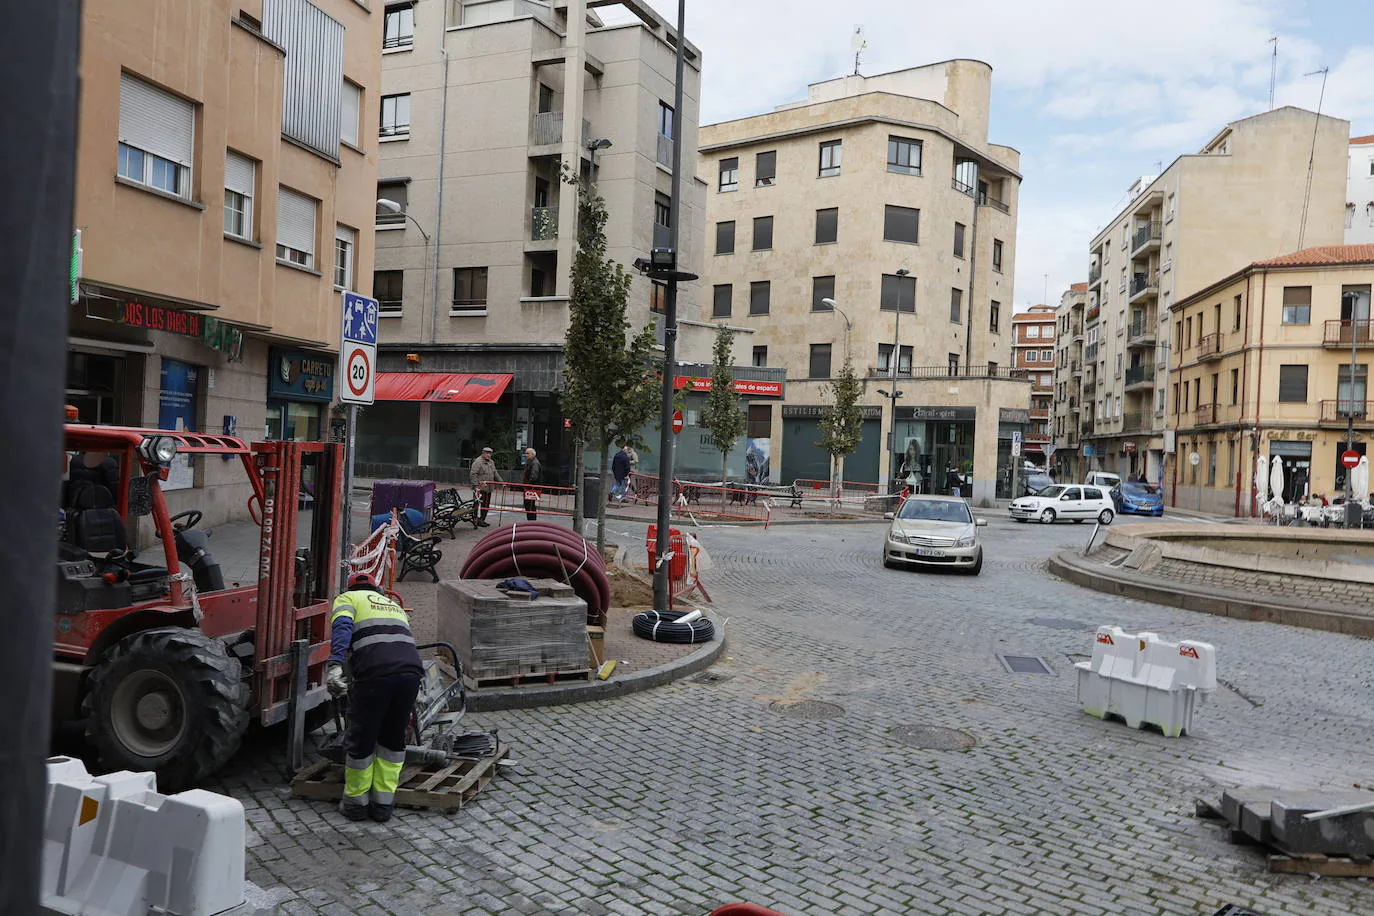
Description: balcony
1320,400,1374,425
1131,221,1162,255
1122,411,1151,432
1323,319,1374,348
1085,304,1101,323
951,177,975,196
1080,417,1095,434
1030,406,1051,420
1068,396,1080,413
1127,320,1156,348
1067,432,1079,447
1084,342,1099,363
1088,263,1102,286
656,133,673,168
531,112,591,150
1129,271,1159,303
868,365,913,378
1196,333,1223,361
531,206,559,241
977,192,1010,214
1193,403,1218,426
1124,364,1155,391
1069,360,1082,377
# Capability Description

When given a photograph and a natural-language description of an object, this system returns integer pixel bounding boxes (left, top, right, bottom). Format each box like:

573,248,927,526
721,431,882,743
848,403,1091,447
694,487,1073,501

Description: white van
1084,471,1122,490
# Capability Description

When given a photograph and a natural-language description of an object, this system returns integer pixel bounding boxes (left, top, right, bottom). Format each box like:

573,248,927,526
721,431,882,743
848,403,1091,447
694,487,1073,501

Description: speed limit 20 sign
339,291,378,405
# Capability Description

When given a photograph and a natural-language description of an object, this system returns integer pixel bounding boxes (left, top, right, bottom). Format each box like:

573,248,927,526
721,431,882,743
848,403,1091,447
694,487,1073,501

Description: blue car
1111,481,1164,516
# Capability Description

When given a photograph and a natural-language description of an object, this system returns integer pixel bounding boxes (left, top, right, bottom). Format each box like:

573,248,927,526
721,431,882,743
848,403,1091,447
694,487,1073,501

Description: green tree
700,325,744,482
562,170,658,553
817,358,864,508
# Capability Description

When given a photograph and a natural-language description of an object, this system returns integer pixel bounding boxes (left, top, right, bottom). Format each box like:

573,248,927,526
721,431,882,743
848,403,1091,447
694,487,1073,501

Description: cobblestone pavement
216,514,1374,915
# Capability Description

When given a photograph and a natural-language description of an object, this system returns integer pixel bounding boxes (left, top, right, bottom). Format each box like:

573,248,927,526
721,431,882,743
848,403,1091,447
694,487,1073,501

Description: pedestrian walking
326,571,423,823
521,447,542,520
945,464,963,497
468,445,500,526
610,444,631,502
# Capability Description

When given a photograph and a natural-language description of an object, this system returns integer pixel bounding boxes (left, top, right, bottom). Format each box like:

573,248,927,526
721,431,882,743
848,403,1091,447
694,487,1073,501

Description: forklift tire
83,627,249,792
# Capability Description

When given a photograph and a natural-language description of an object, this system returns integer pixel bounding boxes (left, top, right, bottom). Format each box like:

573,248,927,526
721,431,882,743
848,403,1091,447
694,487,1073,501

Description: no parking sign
339,291,378,405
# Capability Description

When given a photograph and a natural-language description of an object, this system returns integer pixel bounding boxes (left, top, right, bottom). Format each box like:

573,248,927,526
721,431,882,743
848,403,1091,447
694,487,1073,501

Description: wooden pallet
290,743,508,811
1268,851,1374,877
464,668,591,690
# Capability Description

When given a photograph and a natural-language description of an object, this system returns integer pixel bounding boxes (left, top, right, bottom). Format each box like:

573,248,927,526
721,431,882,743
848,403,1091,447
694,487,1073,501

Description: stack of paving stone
1205,787,1374,875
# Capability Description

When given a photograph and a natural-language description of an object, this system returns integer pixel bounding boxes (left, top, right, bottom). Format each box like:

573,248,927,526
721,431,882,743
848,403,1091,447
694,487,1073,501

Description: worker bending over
327,572,423,822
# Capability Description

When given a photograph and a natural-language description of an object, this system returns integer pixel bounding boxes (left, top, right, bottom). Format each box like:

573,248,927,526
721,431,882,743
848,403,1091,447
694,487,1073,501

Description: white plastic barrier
1075,626,1217,737
42,757,245,916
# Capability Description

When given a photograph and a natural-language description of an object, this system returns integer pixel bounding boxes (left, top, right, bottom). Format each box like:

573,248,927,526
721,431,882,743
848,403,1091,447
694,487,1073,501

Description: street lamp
376,198,430,241
1342,290,1360,506
377,197,439,343
587,137,612,179
819,297,851,360
885,268,911,488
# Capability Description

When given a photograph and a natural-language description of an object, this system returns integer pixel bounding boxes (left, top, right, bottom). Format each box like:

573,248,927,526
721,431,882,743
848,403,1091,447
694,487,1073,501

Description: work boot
369,803,394,823
477,520,490,527
339,800,369,822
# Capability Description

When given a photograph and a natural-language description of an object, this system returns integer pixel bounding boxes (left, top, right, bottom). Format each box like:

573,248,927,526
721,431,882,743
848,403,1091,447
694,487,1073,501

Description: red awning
374,372,513,403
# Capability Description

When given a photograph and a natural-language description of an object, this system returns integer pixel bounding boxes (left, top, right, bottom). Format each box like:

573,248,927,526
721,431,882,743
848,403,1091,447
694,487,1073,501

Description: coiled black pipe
632,609,715,644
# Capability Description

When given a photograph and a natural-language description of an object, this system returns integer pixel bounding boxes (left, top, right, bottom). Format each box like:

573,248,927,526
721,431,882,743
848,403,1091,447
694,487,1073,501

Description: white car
883,495,987,575
1009,484,1116,525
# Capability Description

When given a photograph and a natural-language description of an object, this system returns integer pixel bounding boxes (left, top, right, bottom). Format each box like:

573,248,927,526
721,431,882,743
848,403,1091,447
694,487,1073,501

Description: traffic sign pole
338,292,379,590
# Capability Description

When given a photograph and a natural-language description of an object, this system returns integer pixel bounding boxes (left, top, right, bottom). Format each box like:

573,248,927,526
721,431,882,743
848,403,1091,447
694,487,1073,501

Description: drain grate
1028,617,1089,630
1212,907,1263,916
997,654,1054,675
768,699,845,719
889,724,976,750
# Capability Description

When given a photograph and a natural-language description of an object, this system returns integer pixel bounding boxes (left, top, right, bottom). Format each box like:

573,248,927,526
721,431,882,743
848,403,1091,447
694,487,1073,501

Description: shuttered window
340,80,361,147
263,0,345,160
276,187,317,267
118,73,195,197
223,152,256,239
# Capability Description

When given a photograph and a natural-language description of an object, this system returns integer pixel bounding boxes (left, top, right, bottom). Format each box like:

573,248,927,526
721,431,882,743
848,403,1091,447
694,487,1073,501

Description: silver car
883,495,987,575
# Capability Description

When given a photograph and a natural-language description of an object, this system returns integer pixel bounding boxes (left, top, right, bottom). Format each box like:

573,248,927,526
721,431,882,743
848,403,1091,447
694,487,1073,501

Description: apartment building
699,60,1028,505
1011,304,1057,465
1051,284,1088,480
1169,245,1374,514
1349,136,1374,244
69,0,380,525
365,0,707,483
1079,107,1348,486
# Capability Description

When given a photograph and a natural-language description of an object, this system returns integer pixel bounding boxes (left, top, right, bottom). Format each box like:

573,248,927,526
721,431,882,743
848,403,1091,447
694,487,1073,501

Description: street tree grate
1028,618,1089,630
997,654,1055,675
768,699,845,719
889,724,976,750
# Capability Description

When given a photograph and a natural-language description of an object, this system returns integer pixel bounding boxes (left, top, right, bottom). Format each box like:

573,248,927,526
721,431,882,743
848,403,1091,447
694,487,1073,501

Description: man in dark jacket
945,465,963,497
522,447,542,519
610,445,631,502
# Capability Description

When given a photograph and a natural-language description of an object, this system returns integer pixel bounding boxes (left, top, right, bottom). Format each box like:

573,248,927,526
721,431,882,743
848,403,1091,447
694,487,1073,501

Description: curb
465,629,728,712
1046,550,1374,638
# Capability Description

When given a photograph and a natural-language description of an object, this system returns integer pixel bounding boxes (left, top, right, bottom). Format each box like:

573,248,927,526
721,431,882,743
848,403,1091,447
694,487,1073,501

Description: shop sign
896,406,977,421
782,404,882,419
268,347,335,402
120,301,204,337
1265,430,1323,441
999,408,1030,424
674,376,784,397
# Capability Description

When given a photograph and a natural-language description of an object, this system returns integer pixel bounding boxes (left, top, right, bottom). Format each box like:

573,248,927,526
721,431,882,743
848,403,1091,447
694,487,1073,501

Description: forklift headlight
139,435,178,464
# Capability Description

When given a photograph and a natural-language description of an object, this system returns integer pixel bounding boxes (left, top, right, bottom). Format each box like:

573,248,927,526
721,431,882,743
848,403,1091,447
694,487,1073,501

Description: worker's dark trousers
478,488,492,521
342,672,421,812
523,497,538,520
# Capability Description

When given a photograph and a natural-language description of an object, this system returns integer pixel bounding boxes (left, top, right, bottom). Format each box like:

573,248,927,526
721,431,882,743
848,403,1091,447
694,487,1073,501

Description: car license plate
914,548,946,558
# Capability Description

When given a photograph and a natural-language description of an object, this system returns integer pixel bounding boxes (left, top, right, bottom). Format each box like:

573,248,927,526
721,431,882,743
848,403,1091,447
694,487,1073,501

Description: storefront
893,406,977,496
671,372,785,481
266,347,335,442
996,408,1030,499
779,405,881,488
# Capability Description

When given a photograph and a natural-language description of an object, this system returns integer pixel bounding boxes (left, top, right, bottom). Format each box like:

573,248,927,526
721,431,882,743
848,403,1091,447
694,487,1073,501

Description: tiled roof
1069,282,1088,291
1351,135,1374,145
1252,245,1374,268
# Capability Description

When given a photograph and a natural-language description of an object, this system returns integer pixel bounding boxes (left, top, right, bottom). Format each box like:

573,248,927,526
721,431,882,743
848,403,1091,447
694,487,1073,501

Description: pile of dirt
607,566,655,609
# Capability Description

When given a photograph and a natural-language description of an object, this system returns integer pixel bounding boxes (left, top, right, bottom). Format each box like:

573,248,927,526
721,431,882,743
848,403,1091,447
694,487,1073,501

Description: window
715,221,735,255
809,344,832,379
752,346,767,368
375,270,403,315
818,139,842,177
1026,325,1041,339
752,216,773,251
1338,365,1368,408
334,225,356,290
880,273,916,313
812,276,836,312
340,80,361,148
953,222,966,258
380,93,410,138
992,239,1004,272
747,404,772,439
949,288,962,323
749,281,770,316
1234,293,1242,331
658,101,674,140
376,181,407,225
887,136,922,175
383,3,414,49
755,150,776,187
537,84,554,113
223,151,255,240
452,267,488,312
650,281,666,314
117,73,194,198
654,192,672,248
1115,353,1123,377
1041,349,1053,362
275,187,317,268
948,354,960,376
1230,368,1240,405
718,157,738,192
883,205,919,244
1277,365,1309,403
877,344,913,374
1171,383,1179,414
1282,286,1311,324
1184,316,1193,347
815,208,838,244
712,284,732,318
1157,388,1167,414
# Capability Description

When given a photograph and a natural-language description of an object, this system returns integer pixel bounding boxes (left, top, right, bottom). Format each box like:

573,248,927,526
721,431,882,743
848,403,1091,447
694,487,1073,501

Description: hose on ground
632,609,715,644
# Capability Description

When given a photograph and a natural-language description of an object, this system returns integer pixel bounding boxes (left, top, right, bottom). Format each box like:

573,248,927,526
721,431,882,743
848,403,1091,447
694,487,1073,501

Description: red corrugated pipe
460,523,610,622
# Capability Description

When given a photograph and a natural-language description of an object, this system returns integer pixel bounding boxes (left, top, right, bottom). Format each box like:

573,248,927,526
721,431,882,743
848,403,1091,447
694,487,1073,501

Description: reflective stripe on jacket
329,588,423,680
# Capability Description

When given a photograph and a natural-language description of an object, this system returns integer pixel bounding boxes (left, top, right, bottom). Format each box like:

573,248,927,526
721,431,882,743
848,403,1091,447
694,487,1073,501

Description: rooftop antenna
1268,37,1278,110
1043,273,1048,308
851,25,867,76
1297,66,1328,250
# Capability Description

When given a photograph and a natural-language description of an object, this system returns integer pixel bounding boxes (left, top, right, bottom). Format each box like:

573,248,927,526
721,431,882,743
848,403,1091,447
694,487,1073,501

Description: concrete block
1270,791,1374,855
438,578,588,682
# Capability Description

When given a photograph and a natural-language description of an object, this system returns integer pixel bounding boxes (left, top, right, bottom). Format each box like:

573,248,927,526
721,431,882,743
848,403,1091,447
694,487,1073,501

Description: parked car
883,495,987,575
1022,473,1055,497
1084,471,1123,490
1111,481,1164,516
1009,484,1116,525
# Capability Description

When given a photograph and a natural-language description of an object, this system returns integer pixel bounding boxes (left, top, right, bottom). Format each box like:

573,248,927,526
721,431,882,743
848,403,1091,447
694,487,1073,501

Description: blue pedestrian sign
341,291,378,346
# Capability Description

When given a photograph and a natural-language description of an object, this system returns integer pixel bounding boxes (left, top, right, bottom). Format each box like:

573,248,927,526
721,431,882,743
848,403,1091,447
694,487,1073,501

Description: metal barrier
672,480,774,526
485,480,577,520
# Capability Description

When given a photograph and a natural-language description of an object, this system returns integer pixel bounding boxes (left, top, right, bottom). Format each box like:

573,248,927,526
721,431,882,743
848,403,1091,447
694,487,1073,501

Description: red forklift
56,423,345,790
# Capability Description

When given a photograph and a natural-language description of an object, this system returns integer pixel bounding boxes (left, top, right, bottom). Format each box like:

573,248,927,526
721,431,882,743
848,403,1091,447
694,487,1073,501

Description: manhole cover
997,654,1055,675
688,671,734,685
889,724,976,750
768,699,845,719
1028,617,1089,630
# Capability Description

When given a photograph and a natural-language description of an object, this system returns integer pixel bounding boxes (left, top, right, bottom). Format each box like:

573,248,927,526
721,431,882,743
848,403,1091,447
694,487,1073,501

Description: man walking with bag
469,445,500,527
521,447,542,520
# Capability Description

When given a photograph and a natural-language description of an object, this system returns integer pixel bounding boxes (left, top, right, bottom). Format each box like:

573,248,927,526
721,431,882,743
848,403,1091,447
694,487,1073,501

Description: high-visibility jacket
328,588,422,681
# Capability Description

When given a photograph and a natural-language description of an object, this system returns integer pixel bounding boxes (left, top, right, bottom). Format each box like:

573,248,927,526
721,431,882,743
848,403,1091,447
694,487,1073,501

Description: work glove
326,663,349,698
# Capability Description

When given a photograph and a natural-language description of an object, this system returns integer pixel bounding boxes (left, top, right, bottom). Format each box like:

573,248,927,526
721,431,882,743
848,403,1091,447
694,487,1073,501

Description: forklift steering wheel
169,509,203,531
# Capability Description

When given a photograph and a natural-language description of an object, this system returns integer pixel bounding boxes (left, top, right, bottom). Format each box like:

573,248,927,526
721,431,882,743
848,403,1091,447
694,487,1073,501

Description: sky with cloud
603,0,1374,311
